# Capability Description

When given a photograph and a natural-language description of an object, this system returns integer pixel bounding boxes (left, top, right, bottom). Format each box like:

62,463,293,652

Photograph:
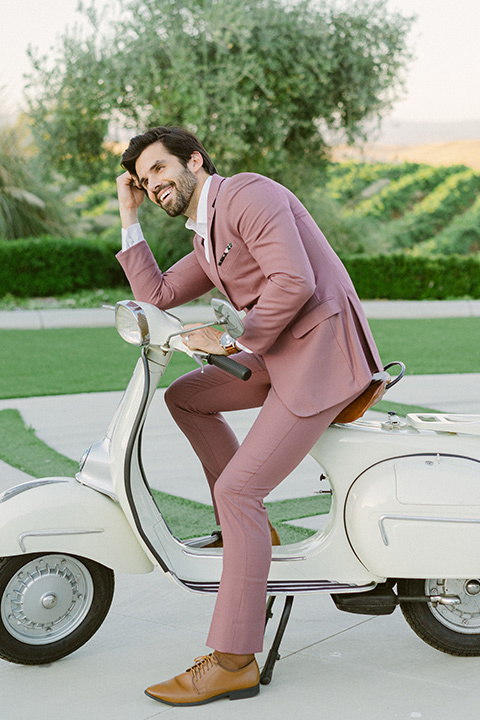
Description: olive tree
26,0,414,185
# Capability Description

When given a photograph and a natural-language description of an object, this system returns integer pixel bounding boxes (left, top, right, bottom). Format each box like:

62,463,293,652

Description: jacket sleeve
116,240,214,309
226,176,316,354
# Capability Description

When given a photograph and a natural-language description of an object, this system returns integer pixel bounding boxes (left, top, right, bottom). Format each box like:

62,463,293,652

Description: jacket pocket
290,297,341,338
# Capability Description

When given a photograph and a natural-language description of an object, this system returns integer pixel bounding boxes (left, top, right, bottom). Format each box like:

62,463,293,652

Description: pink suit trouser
164,351,356,654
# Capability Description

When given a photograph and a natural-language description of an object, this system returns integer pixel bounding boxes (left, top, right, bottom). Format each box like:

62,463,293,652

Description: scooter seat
333,371,391,424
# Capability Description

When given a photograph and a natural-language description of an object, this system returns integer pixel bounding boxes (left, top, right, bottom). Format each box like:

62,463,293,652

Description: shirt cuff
121,223,145,251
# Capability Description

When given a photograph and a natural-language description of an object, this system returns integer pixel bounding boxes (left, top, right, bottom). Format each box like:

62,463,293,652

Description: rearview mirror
211,299,245,339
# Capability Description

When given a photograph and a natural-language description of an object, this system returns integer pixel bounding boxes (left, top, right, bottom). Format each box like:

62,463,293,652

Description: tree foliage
26,0,414,185
0,118,73,239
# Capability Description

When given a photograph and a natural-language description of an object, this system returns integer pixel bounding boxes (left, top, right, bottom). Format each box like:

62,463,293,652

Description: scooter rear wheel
398,578,480,656
0,552,114,665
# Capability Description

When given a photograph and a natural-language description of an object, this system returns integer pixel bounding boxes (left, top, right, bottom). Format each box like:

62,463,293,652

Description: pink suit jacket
117,173,382,417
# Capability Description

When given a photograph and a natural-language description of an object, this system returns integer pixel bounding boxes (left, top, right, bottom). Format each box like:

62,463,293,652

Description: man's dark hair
121,126,217,177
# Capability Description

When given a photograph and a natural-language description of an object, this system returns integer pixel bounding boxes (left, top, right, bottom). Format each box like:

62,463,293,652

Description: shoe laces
187,654,218,680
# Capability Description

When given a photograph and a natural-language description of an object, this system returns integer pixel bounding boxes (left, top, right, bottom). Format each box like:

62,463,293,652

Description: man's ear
188,151,204,174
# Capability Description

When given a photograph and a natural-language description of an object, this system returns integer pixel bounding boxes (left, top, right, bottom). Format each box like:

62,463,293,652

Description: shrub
0,124,74,240
342,253,480,299
0,236,127,297
3,235,480,301
301,190,387,255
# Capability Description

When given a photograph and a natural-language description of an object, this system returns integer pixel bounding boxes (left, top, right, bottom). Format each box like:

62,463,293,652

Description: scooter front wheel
398,578,480,656
0,552,114,665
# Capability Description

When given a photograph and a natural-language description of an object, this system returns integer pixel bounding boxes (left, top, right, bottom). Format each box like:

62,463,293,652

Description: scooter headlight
115,300,150,347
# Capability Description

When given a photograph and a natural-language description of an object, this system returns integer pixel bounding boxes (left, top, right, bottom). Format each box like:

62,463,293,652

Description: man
116,126,382,706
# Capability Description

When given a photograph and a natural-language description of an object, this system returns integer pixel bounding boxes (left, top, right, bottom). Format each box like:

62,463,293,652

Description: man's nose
150,177,162,193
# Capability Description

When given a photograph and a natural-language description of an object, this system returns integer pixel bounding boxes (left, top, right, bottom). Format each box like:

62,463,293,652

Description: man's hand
182,324,227,355
117,171,146,229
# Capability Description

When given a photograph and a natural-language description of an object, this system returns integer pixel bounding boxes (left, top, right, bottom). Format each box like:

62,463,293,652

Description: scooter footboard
345,454,480,578
0,477,153,573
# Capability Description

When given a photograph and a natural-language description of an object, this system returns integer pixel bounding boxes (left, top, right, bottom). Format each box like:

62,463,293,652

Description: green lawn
0,327,197,399
0,317,479,399
369,317,480,375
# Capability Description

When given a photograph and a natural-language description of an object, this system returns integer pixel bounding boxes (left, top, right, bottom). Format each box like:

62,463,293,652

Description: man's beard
155,166,198,217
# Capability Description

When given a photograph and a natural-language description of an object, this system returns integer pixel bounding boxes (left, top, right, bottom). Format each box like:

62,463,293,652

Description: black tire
0,553,114,665
398,578,480,656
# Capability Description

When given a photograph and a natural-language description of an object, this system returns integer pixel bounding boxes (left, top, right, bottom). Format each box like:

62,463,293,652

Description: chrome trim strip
0,478,70,504
379,514,480,546
176,578,376,595
18,528,104,553
271,555,306,562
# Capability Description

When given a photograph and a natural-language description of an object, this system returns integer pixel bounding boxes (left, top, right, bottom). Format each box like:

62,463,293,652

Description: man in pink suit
116,126,382,706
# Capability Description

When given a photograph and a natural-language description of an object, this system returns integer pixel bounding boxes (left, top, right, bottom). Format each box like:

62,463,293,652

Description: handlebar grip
206,354,252,381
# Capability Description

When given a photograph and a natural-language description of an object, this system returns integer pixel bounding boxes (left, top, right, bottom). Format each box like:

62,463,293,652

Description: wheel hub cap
1,555,94,645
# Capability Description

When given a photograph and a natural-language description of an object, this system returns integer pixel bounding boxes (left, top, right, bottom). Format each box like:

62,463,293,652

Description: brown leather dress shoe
145,654,260,706
205,523,281,548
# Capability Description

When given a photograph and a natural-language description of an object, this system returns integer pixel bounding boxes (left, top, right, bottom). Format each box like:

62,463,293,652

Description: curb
2,299,480,330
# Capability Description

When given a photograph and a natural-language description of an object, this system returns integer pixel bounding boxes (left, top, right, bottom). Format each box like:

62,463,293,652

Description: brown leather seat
333,371,391,424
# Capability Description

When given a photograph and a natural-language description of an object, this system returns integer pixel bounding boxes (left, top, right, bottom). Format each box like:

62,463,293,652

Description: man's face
135,142,198,217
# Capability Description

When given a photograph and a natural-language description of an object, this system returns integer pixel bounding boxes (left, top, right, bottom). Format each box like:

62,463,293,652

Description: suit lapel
204,174,228,296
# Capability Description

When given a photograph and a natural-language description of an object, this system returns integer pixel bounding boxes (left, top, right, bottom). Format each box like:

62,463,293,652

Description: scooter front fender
0,477,154,573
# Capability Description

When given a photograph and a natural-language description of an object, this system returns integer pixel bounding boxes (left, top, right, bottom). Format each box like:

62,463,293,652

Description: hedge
2,236,480,301
342,253,480,300
0,236,127,297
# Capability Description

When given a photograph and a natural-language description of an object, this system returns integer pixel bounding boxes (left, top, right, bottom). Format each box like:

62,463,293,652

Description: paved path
2,298,480,329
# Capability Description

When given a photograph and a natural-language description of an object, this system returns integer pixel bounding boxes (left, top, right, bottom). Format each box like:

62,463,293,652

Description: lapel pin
218,242,233,266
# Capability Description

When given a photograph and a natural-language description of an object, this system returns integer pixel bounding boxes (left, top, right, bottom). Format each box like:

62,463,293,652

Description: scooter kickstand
264,595,276,629
260,595,294,685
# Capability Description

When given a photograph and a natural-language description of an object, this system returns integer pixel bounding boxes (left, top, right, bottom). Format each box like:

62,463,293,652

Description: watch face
220,332,234,348
220,332,238,354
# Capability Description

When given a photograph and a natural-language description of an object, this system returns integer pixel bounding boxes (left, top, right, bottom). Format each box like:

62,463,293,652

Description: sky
0,0,479,126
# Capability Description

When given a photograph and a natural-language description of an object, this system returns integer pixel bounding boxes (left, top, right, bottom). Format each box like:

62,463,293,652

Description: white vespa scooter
1,299,480,682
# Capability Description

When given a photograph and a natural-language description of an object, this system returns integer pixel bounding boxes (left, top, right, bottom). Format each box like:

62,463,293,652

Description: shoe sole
145,683,260,706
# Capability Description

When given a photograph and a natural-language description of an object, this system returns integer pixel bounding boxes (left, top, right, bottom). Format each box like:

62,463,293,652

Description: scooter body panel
312,419,480,578
346,454,480,577
0,477,154,573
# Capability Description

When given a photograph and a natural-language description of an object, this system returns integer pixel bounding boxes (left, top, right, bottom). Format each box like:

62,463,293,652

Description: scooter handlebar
206,354,252,381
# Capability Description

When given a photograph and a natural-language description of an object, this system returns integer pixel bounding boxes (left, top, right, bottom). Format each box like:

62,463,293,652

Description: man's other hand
117,171,145,228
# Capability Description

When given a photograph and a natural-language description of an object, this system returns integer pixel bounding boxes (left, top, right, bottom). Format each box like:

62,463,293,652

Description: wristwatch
219,332,239,355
